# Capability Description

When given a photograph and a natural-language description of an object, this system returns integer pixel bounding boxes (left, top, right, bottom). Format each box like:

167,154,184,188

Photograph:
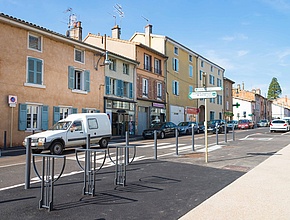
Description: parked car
227,120,238,129
177,121,200,135
257,119,269,127
207,119,227,134
237,119,254,129
142,122,179,139
270,119,290,132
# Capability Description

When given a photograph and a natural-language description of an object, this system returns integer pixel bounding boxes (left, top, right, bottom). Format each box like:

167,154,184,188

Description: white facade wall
233,98,252,121
170,105,184,125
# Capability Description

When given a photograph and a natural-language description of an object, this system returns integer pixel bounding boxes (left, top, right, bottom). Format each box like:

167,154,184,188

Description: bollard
224,123,227,143
232,125,235,141
4,131,7,150
125,131,129,165
25,138,31,189
175,128,178,155
216,126,219,145
191,124,195,151
154,130,157,159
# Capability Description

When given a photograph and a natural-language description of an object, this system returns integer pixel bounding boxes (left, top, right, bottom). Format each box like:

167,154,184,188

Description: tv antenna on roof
141,15,149,24
114,3,124,18
108,12,117,26
64,7,77,29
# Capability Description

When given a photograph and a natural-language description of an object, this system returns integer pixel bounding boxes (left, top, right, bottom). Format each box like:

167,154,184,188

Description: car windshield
209,120,221,125
178,122,188,126
49,121,72,130
151,123,164,129
228,120,237,124
272,120,286,124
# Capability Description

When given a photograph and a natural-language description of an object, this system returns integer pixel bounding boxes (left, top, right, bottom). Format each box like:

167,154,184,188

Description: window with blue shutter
68,66,75,89
72,108,78,114
53,106,60,125
105,76,110,95
117,80,123,97
129,83,133,98
41,105,49,130
28,57,42,85
84,70,90,92
19,103,27,131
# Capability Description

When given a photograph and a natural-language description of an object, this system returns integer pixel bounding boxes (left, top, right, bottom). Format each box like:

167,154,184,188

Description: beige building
0,13,109,147
223,77,235,120
84,26,167,135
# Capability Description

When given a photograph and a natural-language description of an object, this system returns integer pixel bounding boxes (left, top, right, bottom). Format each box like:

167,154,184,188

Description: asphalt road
0,127,289,219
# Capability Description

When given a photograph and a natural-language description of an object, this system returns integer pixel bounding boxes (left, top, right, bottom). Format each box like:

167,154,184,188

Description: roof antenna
113,3,124,27
141,15,150,25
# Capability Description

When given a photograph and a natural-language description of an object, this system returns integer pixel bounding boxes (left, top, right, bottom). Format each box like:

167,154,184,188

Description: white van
23,113,112,155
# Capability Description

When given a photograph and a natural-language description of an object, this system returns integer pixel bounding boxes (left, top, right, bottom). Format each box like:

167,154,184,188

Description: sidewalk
179,143,290,220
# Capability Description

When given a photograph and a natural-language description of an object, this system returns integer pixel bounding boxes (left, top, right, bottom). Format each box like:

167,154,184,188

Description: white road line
196,145,223,153
136,143,169,148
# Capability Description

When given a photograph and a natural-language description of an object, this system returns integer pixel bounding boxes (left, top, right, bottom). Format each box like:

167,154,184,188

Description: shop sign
186,107,200,114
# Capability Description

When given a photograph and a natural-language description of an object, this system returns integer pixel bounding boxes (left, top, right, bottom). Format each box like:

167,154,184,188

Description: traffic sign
189,91,217,99
195,87,222,92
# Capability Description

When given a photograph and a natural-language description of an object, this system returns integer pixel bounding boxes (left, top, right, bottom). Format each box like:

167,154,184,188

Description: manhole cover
222,165,250,172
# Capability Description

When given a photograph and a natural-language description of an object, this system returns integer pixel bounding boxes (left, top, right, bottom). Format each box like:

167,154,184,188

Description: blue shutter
120,80,124,97
84,70,90,92
177,81,179,95
41,105,49,130
129,82,133,99
19,104,27,131
117,80,123,97
68,66,74,89
105,76,110,95
72,108,78,114
53,106,60,125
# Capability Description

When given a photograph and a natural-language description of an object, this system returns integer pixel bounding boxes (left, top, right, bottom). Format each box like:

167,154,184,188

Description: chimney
145,24,152,47
112,25,121,39
68,21,82,41
242,82,244,90
237,84,241,91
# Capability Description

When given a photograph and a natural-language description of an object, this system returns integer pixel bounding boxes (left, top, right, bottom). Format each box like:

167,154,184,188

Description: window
105,76,133,98
217,78,222,87
144,54,152,71
53,106,77,125
199,70,203,80
172,80,179,95
27,57,43,85
18,104,48,131
189,54,192,62
123,81,129,97
157,82,162,99
74,49,85,63
154,58,161,74
142,78,148,96
68,66,90,92
28,33,42,51
217,95,222,105
211,66,214,72
109,59,116,71
110,78,116,95
123,63,129,75
210,111,215,121
218,70,221,75
219,112,222,120
189,65,193,78
209,75,215,85
189,85,193,95
201,61,204,67
174,47,179,55
88,118,98,129
173,58,179,72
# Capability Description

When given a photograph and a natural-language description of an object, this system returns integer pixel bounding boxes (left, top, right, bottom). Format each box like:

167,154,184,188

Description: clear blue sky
2,0,290,98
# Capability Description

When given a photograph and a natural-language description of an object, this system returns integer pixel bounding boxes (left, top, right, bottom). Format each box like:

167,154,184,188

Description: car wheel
185,129,189,135
99,138,109,148
50,141,64,155
32,149,43,154
160,131,165,139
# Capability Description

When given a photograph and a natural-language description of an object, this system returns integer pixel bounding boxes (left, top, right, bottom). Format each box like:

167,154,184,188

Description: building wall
233,98,253,121
0,19,105,147
223,78,234,120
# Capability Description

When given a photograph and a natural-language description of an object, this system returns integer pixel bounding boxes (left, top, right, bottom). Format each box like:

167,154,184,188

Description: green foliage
267,77,282,100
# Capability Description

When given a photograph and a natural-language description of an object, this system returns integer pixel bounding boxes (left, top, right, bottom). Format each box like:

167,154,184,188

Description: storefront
150,102,166,126
105,98,136,136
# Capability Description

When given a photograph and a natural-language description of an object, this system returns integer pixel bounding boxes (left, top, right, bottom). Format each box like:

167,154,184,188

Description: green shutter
53,106,60,125
68,66,74,89
41,105,49,130
19,103,27,131
84,70,90,92
105,76,110,95
72,108,78,114
129,83,133,98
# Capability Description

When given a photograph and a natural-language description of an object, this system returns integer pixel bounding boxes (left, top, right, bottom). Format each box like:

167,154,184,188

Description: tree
267,77,282,100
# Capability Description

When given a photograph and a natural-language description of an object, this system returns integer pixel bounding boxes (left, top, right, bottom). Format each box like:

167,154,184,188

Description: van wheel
99,138,108,148
50,142,64,155
32,149,43,154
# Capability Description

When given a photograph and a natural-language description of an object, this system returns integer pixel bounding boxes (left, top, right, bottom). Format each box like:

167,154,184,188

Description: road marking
197,145,223,152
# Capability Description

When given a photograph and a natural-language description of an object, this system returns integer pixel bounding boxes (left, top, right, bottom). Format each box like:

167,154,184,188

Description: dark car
207,120,227,134
142,122,179,139
177,121,199,135
257,119,269,127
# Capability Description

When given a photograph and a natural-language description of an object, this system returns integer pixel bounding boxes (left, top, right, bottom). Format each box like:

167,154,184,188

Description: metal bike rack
107,145,136,165
115,146,126,186
75,148,107,196
32,154,66,211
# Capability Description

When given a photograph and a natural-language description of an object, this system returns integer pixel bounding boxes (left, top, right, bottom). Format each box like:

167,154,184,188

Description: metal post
25,138,31,189
232,125,235,141
10,107,13,147
192,124,195,151
205,99,208,163
216,124,219,145
175,128,178,156
154,130,157,159
125,131,129,165
224,122,227,143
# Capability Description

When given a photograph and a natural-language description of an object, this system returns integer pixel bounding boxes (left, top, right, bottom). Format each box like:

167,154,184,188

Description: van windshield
50,121,72,130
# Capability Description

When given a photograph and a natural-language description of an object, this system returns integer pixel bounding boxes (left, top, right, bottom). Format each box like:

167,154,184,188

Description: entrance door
138,111,147,135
